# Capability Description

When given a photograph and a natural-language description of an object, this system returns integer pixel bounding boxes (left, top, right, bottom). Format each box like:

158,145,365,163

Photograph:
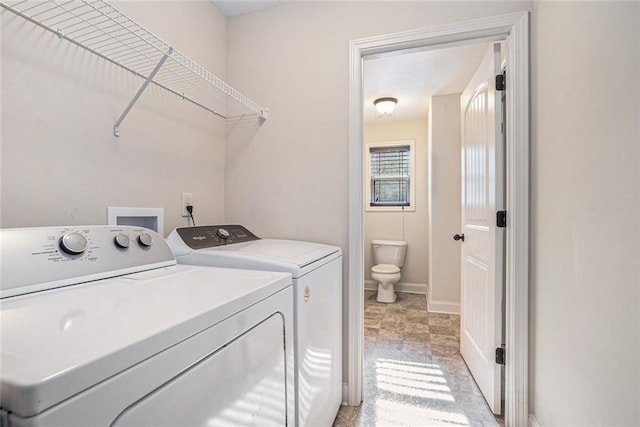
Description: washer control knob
217,228,230,239
59,232,88,255
114,233,131,249
138,232,153,247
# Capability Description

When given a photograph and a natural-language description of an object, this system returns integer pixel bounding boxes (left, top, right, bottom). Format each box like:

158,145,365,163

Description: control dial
59,232,88,255
114,233,131,249
217,228,230,239
138,232,153,247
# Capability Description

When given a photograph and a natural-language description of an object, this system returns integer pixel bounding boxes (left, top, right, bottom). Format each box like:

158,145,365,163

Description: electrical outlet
181,193,193,217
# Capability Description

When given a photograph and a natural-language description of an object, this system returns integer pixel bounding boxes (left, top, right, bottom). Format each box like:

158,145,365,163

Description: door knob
453,233,465,242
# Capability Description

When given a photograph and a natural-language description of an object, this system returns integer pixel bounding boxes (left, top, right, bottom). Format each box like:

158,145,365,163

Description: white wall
364,118,428,288
224,0,532,387
531,1,640,425
427,94,462,312
1,1,228,235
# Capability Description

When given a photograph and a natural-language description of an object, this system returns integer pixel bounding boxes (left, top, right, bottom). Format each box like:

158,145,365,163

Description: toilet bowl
371,264,401,303
371,239,407,303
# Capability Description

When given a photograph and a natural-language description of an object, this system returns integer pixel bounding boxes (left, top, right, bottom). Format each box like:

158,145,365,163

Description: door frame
347,11,529,426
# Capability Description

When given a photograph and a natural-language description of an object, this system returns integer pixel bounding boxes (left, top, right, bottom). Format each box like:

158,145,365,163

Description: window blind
370,146,410,206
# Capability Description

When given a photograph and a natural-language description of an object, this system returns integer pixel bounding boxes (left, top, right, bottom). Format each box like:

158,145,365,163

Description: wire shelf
1,0,268,135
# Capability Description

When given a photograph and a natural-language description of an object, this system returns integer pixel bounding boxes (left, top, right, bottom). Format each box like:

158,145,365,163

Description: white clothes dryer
167,225,342,427
0,226,294,427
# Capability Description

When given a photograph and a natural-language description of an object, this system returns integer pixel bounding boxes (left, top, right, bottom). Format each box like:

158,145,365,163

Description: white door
459,42,504,414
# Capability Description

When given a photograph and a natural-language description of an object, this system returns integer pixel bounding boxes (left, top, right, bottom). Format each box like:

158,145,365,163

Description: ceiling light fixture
374,97,398,115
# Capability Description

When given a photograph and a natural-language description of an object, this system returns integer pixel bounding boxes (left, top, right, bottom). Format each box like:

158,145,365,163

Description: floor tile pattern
333,291,502,427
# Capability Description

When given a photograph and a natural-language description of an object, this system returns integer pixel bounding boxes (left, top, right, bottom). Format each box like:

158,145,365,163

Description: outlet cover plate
181,193,193,217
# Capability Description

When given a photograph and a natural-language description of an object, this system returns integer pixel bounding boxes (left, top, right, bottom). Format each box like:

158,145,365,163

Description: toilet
371,239,408,303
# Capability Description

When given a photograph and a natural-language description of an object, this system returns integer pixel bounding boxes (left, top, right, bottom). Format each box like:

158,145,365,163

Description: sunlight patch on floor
377,374,452,392
376,357,456,402
376,367,448,384
376,359,445,376
374,399,470,426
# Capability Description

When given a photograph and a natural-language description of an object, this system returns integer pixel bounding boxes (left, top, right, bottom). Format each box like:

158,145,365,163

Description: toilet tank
372,240,408,267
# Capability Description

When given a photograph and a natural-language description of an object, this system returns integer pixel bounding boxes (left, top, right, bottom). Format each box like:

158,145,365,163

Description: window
366,140,416,211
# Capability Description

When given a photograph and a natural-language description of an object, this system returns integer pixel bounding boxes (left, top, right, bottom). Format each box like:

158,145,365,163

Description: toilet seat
371,264,400,274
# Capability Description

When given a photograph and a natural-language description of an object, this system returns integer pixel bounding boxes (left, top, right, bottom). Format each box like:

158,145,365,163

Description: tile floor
333,291,502,427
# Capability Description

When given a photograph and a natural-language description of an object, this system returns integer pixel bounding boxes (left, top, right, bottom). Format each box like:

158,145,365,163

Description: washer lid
0,265,291,418
372,264,401,274
182,239,341,278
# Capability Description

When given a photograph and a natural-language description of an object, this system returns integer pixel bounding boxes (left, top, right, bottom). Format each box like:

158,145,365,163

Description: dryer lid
225,239,338,266
178,239,341,278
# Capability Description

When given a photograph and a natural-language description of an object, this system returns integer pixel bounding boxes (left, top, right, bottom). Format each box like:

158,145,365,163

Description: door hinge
497,210,507,228
496,72,506,91
496,346,505,365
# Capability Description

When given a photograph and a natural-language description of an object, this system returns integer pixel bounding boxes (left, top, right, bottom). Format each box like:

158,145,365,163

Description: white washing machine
167,225,342,427
0,226,294,427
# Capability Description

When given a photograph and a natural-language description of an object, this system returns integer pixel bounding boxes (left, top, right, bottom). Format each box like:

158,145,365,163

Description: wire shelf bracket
1,0,269,137
114,47,173,137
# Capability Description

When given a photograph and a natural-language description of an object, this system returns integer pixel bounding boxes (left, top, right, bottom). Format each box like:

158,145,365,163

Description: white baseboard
529,414,542,427
364,279,427,294
426,290,460,315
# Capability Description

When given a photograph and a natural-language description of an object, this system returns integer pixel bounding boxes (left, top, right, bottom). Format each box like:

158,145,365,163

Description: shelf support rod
114,47,174,137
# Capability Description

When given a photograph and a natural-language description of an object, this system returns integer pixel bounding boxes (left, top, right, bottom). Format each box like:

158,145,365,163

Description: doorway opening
347,12,530,427
351,40,502,426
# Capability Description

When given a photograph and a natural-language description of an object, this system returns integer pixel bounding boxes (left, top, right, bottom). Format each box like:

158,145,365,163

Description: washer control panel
176,225,259,249
0,226,176,299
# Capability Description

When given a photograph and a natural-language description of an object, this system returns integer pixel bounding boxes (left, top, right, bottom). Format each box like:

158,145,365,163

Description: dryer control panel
0,226,176,299
175,225,260,249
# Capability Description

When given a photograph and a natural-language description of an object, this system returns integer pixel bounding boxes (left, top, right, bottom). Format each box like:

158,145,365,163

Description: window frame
365,140,416,212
